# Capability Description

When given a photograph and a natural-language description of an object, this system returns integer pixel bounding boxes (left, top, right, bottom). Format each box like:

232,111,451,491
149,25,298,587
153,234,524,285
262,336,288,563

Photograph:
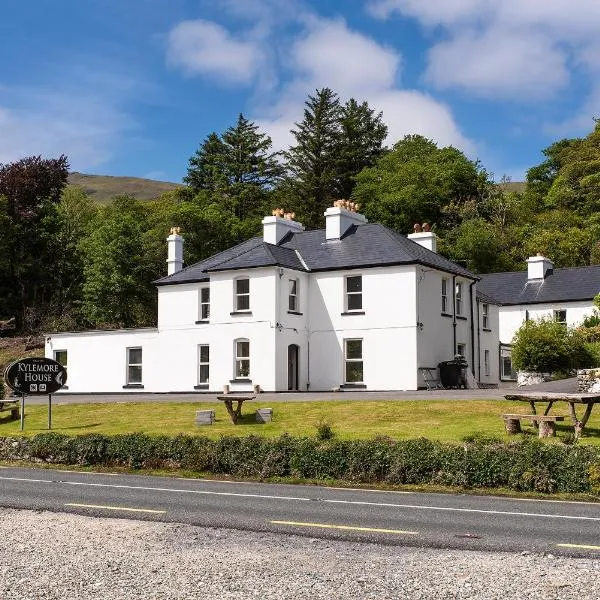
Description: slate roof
154,222,475,286
478,265,600,306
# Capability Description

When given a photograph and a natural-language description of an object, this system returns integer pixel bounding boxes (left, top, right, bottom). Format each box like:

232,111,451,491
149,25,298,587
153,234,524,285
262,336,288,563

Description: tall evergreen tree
184,132,228,193
337,98,388,199
283,88,342,229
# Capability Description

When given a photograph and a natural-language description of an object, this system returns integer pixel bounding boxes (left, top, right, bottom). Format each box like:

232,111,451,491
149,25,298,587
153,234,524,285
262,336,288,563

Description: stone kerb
517,371,552,387
577,369,600,393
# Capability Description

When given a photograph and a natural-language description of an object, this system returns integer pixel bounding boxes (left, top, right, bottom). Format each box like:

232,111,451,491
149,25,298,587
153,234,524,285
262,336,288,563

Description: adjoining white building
478,255,599,382
45,204,500,393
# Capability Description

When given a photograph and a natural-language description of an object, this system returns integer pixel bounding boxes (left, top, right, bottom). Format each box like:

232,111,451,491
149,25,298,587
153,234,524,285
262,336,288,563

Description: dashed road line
556,543,600,551
65,503,165,514
270,520,418,535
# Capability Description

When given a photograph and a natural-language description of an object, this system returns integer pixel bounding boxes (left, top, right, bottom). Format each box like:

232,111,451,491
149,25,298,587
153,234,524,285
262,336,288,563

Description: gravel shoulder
0,509,598,599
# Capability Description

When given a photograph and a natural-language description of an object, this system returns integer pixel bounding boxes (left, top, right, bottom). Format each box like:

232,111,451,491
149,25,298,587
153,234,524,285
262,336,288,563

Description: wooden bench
502,414,565,438
0,401,20,421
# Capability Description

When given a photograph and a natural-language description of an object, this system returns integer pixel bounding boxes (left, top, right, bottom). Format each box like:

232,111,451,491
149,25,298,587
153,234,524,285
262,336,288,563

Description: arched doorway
287,344,299,391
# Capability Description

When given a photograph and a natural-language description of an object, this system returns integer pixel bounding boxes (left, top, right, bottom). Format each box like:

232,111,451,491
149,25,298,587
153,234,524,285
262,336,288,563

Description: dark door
288,344,299,391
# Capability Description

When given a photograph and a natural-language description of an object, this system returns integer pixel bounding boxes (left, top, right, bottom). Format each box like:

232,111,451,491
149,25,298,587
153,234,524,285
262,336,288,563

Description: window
441,278,448,313
484,349,490,376
456,343,466,358
235,278,250,311
199,287,210,320
344,339,363,383
500,345,516,381
554,309,567,325
126,347,142,384
455,281,463,316
288,279,299,312
53,350,68,367
198,345,209,384
345,275,362,311
482,303,489,329
235,339,250,378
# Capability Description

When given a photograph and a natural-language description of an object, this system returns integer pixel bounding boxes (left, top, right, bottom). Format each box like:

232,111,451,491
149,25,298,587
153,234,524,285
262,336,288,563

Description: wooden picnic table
504,392,600,439
217,394,256,424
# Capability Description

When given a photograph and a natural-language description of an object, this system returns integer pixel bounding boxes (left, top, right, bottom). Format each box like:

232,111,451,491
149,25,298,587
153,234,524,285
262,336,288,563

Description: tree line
2,88,600,334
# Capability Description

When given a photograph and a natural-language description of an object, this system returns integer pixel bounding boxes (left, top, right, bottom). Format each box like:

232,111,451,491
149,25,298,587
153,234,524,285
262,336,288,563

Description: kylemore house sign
4,357,67,395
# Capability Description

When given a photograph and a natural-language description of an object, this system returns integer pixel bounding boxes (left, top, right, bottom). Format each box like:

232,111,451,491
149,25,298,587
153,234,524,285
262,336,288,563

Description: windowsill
195,319,209,324
229,378,252,383
340,383,367,389
441,312,453,318
123,384,144,389
482,328,492,332
194,384,209,390
341,311,365,316
230,311,252,316
287,310,303,316
456,315,467,320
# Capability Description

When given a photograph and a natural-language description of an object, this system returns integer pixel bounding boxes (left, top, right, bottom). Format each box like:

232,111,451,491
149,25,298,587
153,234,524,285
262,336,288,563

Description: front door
287,344,299,391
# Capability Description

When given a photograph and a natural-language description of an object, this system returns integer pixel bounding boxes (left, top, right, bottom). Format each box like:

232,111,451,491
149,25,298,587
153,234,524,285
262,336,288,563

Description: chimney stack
407,223,438,253
167,227,184,275
526,254,554,280
324,200,367,240
262,209,305,244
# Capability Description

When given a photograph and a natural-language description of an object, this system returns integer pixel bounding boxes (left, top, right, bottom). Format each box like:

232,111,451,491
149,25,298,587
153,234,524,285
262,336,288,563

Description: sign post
3,358,67,431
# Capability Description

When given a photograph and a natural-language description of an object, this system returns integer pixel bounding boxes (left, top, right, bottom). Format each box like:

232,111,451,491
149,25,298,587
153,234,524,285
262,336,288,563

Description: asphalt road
0,466,598,558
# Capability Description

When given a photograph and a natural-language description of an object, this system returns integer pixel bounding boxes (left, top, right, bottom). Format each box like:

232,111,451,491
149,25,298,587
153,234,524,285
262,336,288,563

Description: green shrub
0,433,598,494
0,377,4,400
314,419,335,441
511,318,594,372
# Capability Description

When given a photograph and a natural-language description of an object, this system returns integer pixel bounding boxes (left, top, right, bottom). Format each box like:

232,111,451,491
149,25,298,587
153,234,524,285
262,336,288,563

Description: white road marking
271,520,418,535
0,475,599,521
65,503,165,514
556,543,600,551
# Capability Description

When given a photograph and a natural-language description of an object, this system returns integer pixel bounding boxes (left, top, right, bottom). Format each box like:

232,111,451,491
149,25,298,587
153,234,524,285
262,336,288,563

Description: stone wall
577,369,600,392
517,371,552,387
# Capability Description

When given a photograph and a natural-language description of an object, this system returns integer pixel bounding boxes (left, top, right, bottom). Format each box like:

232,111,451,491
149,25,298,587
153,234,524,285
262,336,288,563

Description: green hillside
68,172,182,204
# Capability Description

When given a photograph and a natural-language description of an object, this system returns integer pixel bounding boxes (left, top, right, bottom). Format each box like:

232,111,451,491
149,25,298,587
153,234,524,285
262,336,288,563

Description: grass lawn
1,399,600,443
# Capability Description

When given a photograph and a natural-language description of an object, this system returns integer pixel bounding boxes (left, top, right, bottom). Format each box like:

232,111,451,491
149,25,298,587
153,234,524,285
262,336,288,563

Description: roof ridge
209,240,275,269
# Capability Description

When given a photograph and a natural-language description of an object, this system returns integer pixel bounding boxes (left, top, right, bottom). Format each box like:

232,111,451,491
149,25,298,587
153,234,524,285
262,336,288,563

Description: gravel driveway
0,509,597,599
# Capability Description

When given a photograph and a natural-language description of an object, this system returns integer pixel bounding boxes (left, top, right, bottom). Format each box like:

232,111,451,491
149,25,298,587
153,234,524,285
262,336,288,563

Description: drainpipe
469,281,476,376
476,297,481,382
452,276,457,355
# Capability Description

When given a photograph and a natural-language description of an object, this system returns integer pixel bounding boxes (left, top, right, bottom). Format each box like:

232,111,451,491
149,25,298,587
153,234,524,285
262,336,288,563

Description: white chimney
408,224,437,253
324,202,367,240
526,254,554,280
262,211,304,244
166,227,184,275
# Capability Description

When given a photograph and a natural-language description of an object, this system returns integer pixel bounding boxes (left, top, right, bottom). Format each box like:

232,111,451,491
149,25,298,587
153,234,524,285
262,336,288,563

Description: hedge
1,433,599,495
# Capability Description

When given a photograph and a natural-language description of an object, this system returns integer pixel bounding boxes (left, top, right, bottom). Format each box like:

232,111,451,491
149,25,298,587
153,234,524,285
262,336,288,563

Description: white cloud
167,20,263,85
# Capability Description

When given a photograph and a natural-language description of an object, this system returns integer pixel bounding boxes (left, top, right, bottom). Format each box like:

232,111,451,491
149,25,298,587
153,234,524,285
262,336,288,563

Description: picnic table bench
504,392,600,439
217,394,256,424
0,400,20,420
502,413,565,437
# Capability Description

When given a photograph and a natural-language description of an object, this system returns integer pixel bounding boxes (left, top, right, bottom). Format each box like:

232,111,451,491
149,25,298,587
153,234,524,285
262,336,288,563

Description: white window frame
235,278,250,312
199,286,210,321
198,344,210,385
441,278,449,313
345,275,363,312
455,281,463,316
234,339,250,378
484,349,490,376
53,349,68,367
126,347,143,385
344,338,364,384
288,278,299,312
482,303,489,329
554,309,567,325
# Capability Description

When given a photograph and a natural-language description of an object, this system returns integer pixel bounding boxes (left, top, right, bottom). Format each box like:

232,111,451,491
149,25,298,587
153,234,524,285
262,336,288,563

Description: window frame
441,278,449,313
345,275,363,312
234,278,250,312
199,286,210,321
344,338,364,384
482,303,489,329
500,344,517,381
455,281,463,316
554,309,567,325
484,349,490,377
234,339,250,379
53,350,68,367
456,342,466,358
126,347,143,385
288,278,299,312
198,344,210,385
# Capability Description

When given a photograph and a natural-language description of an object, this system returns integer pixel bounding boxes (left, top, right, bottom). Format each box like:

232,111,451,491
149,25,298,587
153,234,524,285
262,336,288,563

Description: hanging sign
4,357,67,395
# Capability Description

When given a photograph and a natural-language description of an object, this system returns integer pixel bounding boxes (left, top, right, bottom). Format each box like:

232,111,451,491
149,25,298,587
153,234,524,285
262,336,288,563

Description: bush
0,432,598,494
0,377,4,400
511,318,593,373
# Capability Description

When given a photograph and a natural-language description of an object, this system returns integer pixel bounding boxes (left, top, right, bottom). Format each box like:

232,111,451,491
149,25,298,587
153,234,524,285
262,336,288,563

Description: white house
478,255,599,381
45,203,500,393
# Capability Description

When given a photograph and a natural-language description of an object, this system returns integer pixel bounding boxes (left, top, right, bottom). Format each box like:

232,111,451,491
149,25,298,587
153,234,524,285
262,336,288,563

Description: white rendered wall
477,300,499,384
498,300,594,344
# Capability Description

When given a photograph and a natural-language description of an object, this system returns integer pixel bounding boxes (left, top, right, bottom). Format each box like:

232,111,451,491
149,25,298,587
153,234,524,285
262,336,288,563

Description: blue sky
1,0,599,183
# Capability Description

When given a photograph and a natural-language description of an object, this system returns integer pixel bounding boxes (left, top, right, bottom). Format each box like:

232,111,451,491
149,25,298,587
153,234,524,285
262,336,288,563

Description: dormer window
345,275,362,311
235,278,250,311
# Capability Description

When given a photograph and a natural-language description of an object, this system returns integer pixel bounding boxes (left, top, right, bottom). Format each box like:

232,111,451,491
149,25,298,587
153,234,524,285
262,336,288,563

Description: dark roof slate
154,222,476,286
478,265,600,306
